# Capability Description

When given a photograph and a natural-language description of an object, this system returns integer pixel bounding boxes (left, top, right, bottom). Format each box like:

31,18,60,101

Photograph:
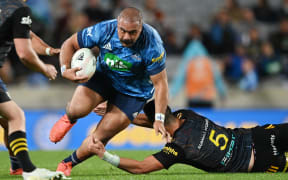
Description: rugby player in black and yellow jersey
89,100,288,173
0,0,64,179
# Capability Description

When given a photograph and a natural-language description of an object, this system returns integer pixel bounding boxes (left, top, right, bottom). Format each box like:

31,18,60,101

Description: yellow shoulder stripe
152,52,164,63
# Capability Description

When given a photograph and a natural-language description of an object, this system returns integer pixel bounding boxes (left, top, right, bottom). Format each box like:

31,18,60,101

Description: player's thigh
0,79,17,121
94,104,131,144
67,72,115,118
93,93,146,144
67,85,104,118
0,100,25,122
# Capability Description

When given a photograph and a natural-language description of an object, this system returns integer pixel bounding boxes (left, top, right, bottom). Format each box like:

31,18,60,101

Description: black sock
65,114,77,124
9,156,21,170
8,131,36,172
63,150,82,167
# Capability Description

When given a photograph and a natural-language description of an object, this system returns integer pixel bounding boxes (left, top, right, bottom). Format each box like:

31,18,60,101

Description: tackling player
0,0,64,179
50,7,169,176
90,100,288,173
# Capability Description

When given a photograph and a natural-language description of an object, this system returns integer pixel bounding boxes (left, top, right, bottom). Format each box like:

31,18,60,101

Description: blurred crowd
2,0,288,103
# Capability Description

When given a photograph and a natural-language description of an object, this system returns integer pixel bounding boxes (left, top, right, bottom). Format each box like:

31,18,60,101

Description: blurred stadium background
1,0,288,152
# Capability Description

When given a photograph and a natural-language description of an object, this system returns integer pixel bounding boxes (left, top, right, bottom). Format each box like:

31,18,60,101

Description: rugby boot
49,115,75,143
56,161,72,177
10,168,23,175
22,168,65,180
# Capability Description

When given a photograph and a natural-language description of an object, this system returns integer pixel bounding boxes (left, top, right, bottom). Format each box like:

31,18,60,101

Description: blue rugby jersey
77,19,166,99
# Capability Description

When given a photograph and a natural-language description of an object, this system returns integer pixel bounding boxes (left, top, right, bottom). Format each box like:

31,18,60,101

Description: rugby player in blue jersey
50,7,169,176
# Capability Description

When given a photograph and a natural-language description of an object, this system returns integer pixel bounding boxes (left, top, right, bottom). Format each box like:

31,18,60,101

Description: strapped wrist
45,47,51,56
155,113,165,123
60,65,66,76
102,151,120,167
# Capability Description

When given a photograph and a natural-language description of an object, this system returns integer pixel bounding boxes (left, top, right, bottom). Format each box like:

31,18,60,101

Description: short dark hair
118,7,143,25
143,100,173,125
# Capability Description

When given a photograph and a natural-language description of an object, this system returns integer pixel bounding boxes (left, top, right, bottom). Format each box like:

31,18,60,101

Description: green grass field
0,150,288,180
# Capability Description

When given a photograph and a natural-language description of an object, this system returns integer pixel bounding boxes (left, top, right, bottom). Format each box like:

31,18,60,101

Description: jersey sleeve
77,23,104,49
153,143,185,169
145,43,166,76
12,7,32,39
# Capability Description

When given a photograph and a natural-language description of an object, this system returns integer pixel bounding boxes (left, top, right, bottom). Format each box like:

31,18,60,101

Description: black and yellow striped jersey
153,109,253,172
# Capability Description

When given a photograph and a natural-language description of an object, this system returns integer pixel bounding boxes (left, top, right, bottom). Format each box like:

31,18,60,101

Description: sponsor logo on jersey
163,146,178,156
220,134,235,166
104,53,132,71
198,119,209,150
103,42,112,51
152,52,164,63
270,134,279,156
87,27,93,37
265,124,275,129
21,16,32,26
131,53,141,61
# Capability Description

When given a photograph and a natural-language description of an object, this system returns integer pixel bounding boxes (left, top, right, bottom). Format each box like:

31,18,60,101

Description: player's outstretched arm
88,138,164,174
118,155,164,174
30,31,60,56
60,33,89,83
14,38,57,80
150,69,170,141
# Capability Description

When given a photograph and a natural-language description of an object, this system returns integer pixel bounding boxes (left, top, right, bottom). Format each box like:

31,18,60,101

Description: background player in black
0,0,65,179
89,100,288,173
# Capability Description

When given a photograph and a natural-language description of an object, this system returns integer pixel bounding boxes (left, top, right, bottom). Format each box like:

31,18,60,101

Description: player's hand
87,136,105,158
49,48,60,56
93,101,107,116
153,120,171,143
43,64,57,80
62,67,89,83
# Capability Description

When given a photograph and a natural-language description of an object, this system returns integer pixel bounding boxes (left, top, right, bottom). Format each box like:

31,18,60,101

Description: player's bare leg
57,103,131,176
50,86,104,143
78,103,131,157
93,102,153,128
0,101,36,173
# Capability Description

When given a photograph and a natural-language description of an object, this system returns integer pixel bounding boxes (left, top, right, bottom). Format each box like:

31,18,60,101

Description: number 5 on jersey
209,129,228,150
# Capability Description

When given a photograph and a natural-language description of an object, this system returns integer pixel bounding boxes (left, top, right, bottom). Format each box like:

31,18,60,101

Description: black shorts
0,78,10,103
251,124,288,172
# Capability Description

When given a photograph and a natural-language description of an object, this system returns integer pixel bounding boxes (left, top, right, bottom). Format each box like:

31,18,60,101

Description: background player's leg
50,85,105,142
0,101,36,173
0,118,23,175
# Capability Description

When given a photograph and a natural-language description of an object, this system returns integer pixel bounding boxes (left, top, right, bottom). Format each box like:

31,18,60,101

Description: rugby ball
71,48,96,79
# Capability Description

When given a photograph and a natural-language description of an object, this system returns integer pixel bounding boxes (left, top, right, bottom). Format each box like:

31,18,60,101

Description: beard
120,39,134,46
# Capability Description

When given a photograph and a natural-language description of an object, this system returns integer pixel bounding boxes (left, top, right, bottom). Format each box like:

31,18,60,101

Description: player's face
117,19,142,47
